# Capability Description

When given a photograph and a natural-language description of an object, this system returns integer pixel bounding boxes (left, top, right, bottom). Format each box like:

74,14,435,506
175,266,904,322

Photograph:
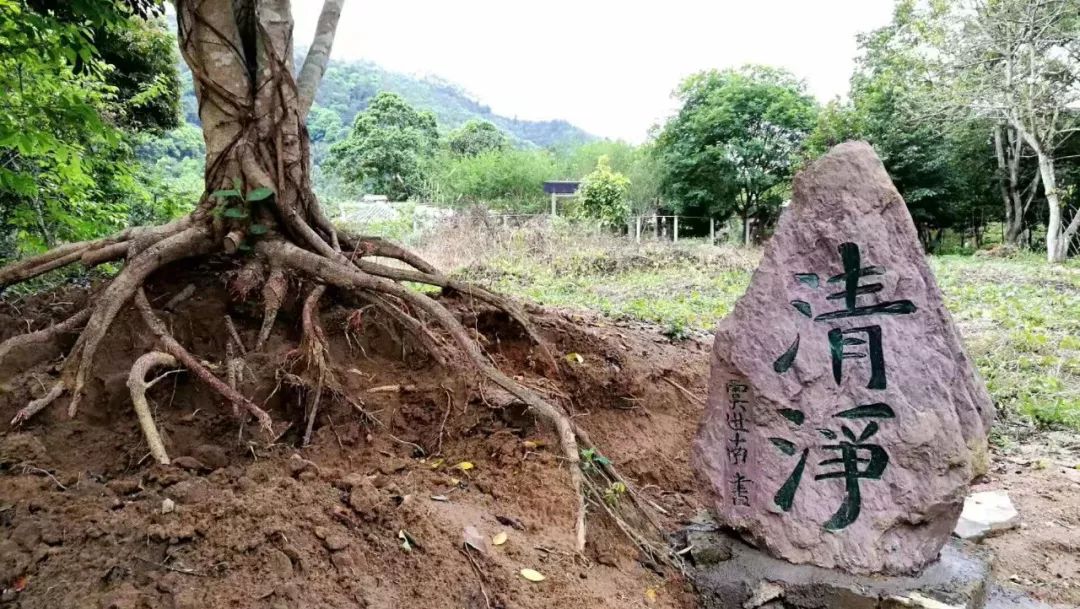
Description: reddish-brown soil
1,261,1077,608
0,262,709,609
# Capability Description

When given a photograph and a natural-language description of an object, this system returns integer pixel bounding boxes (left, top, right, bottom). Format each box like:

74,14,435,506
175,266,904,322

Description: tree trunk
741,208,750,246
993,124,1026,245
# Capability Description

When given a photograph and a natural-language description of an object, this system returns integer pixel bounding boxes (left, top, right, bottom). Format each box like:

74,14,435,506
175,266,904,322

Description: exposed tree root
258,239,589,550
298,285,329,446
134,289,273,435
255,266,287,351
0,308,91,366
10,381,65,426
128,351,179,465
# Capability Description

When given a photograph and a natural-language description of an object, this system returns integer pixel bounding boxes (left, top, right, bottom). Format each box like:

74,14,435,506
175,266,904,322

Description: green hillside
177,57,593,151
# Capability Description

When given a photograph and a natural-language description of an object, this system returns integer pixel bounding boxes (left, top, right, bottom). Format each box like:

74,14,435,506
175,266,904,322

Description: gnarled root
0,308,91,367
299,285,328,446
134,289,274,435
255,266,287,351
10,381,65,426
259,239,588,550
128,351,179,465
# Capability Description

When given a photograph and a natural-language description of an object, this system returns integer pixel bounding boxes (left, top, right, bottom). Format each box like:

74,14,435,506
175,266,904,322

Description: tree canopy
654,65,819,242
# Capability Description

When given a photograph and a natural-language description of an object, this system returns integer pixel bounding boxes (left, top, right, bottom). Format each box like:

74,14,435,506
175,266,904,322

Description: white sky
293,0,896,142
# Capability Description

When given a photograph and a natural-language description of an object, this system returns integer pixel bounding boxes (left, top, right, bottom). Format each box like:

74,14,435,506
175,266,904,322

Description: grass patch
434,220,1080,431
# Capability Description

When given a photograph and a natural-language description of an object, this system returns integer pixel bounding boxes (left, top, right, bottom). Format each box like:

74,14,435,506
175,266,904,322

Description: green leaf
246,187,274,201
212,189,241,199
223,207,248,218
248,223,269,235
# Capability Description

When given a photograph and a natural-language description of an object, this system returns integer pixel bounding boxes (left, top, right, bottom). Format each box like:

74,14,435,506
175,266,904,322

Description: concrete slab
690,530,992,609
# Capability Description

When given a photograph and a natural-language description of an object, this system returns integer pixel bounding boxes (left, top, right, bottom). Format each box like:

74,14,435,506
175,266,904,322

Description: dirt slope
0,266,708,609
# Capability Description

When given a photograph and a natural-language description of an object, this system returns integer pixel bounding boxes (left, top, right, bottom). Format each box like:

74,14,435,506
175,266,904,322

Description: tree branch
296,0,345,118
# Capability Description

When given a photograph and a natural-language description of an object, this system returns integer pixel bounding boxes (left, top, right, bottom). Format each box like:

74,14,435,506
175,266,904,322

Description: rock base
688,526,1051,609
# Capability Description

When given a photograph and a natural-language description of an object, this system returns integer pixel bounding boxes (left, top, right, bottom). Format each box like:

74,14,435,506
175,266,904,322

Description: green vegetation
0,1,180,261
444,226,1079,431
655,66,818,243
577,156,631,227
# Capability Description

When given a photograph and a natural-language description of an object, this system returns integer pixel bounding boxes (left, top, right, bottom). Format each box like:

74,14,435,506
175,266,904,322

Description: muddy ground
0,264,1077,608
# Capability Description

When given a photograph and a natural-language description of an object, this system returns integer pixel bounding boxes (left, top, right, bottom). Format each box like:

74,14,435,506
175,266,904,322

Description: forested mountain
177,55,593,151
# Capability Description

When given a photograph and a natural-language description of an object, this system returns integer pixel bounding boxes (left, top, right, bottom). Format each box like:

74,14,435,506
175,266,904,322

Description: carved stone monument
692,141,994,576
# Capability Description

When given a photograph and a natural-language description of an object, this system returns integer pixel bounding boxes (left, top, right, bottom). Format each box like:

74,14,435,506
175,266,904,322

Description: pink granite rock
692,141,993,575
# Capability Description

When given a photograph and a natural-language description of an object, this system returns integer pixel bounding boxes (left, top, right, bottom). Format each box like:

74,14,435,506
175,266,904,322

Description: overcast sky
293,1,896,142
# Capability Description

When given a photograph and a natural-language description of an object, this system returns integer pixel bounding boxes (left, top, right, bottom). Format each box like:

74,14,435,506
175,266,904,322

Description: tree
326,92,438,200
654,66,818,243
930,0,1080,261
578,155,631,227
0,0,180,258
447,119,508,157
0,0,609,552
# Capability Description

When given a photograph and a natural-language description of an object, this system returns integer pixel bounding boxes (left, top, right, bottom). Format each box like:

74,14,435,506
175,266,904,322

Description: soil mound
0,262,709,609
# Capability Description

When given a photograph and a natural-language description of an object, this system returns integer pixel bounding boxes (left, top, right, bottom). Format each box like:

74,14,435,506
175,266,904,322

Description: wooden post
674,216,679,243
710,218,715,245
635,216,642,243
654,214,659,239
550,192,557,217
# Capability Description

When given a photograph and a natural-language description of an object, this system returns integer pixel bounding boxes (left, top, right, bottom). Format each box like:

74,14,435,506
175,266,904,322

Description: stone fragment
161,498,176,514
192,444,230,470
106,478,142,496
692,142,994,575
953,491,1018,542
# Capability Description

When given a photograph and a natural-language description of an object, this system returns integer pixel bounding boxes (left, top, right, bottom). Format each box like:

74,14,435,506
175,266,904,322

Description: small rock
323,533,350,552
161,498,176,514
191,444,229,470
264,548,293,578
166,478,211,505
744,581,783,608
335,472,368,490
171,456,208,472
297,469,317,482
287,454,316,477
953,490,1019,542
330,549,356,575
106,478,142,496
688,530,733,565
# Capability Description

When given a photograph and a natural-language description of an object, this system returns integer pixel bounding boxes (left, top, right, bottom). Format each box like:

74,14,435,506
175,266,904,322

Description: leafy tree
447,120,509,157
559,140,662,215
326,92,439,200
654,66,818,243
578,155,631,227
940,0,1080,262
0,0,177,257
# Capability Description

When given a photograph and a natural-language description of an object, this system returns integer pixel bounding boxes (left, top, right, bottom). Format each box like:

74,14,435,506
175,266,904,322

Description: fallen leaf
12,576,27,592
449,477,462,486
492,531,508,546
463,526,486,553
645,587,658,602
565,352,584,364
454,461,474,471
429,458,445,470
520,568,545,582
398,529,418,552
522,440,547,449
